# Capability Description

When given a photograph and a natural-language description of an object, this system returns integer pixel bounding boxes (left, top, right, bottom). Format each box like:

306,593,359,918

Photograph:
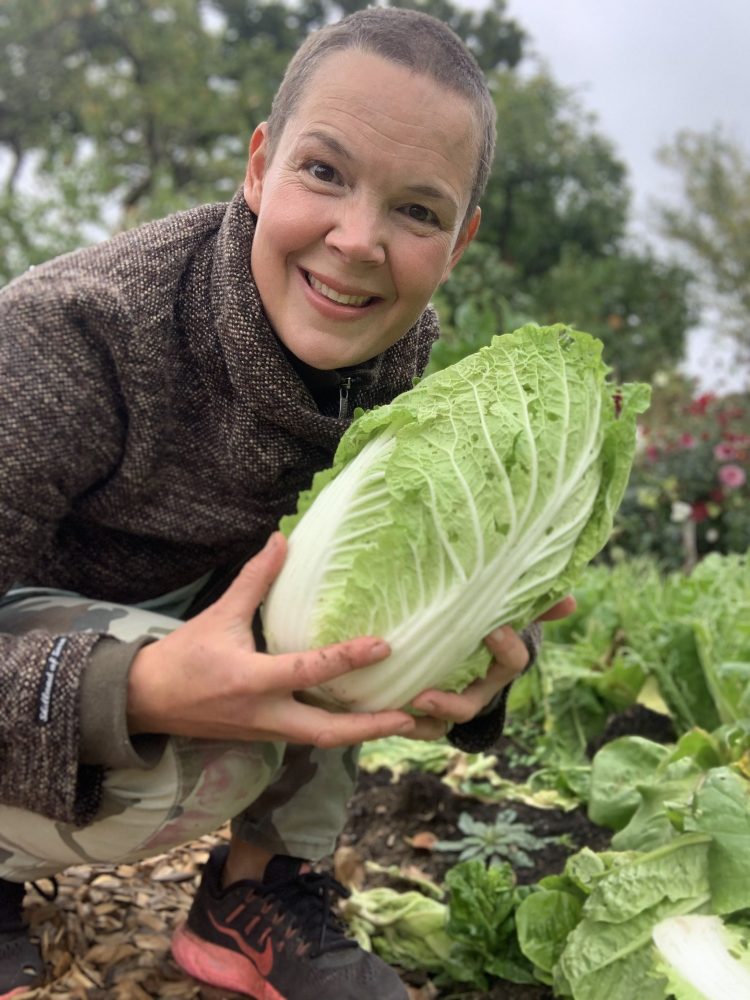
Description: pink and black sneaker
171,844,408,1000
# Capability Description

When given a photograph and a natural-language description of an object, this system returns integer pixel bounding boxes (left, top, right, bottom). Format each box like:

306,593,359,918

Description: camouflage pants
0,583,358,881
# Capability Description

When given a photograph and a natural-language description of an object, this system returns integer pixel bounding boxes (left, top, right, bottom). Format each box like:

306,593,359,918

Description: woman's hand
126,533,416,749
406,596,577,741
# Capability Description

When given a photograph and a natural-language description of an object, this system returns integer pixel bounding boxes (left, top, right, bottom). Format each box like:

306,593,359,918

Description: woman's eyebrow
298,130,352,160
405,183,455,207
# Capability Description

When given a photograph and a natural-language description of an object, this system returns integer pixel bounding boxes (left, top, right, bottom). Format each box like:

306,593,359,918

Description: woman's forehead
283,50,480,194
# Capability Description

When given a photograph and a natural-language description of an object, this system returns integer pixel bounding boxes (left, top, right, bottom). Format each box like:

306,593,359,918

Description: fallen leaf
406,831,439,850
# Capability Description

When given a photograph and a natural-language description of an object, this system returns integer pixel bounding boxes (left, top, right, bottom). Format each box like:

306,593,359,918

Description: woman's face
244,49,481,370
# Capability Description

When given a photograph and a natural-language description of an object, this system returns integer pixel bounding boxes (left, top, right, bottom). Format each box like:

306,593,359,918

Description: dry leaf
406,830,439,850
333,846,366,890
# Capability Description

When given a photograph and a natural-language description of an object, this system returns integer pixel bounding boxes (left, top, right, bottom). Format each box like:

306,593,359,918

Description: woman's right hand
126,532,416,748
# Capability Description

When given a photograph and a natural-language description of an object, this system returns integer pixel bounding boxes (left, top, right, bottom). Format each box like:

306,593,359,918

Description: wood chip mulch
16,826,434,1000
18,827,235,999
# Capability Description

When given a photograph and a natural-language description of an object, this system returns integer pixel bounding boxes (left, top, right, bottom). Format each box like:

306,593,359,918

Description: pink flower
714,442,736,461
718,464,747,489
679,433,697,449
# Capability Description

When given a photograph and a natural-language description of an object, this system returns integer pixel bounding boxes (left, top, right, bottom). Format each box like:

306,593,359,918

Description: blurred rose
679,433,696,449
718,464,747,489
713,442,736,461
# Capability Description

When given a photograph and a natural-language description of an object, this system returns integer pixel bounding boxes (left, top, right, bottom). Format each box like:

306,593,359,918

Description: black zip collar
277,341,384,420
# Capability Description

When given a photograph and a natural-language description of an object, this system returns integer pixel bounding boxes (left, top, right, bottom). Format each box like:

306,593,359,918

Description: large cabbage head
262,324,651,711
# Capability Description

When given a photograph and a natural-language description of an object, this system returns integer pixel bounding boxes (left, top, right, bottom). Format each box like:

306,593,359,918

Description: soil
19,706,675,999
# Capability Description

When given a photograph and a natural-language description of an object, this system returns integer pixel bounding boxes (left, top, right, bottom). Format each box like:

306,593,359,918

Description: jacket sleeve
447,621,543,753
0,274,141,825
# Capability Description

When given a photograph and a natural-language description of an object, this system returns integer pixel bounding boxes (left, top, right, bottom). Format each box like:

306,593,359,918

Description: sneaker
0,879,45,1000
171,845,408,1000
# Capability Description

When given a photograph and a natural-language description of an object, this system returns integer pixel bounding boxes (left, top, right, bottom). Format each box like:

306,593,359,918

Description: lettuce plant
263,324,650,711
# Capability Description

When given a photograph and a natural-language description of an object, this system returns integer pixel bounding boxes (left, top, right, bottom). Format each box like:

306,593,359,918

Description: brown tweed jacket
0,189,538,826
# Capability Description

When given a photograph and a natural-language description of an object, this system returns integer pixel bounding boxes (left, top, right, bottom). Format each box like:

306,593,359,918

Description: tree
0,0,528,283
432,68,693,382
479,69,629,278
522,246,695,382
658,128,750,355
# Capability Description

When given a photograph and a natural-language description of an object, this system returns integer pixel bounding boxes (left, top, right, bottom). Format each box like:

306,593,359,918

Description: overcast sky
504,0,750,388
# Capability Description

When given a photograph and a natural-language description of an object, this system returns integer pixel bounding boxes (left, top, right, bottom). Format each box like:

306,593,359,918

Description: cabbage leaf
263,324,650,711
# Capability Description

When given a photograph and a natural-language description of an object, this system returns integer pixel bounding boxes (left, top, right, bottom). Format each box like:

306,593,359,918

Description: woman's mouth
305,271,375,308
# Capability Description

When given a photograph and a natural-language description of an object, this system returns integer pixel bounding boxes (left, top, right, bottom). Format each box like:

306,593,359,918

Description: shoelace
264,871,357,959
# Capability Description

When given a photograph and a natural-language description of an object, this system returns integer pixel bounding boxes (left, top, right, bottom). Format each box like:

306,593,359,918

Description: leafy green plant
263,325,649,712
433,809,556,868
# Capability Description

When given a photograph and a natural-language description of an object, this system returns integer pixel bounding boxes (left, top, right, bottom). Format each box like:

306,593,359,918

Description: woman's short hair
266,7,496,231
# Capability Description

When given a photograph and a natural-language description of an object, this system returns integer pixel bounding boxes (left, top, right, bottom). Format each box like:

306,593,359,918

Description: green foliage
443,859,537,986
426,65,695,384
428,240,535,373
481,70,629,278
523,246,696,383
520,552,750,765
433,809,557,868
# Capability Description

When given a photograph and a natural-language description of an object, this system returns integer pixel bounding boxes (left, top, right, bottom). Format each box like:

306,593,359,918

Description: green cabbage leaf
262,324,650,711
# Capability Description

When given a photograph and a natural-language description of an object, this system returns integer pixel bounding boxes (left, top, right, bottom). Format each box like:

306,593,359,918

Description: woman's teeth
307,273,371,307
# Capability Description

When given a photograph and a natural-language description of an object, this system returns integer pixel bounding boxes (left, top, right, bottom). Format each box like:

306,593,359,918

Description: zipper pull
338,376,352,419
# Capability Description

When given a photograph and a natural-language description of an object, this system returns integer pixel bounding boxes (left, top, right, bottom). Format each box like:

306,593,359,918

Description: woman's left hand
406,595,577,741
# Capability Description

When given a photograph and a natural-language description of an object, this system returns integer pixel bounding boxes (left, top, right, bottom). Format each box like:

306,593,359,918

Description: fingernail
420,699,436,712
368,640,389,658
398,719,415,733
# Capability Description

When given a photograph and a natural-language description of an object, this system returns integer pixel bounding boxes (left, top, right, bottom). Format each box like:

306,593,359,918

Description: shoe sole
171,924,285,1000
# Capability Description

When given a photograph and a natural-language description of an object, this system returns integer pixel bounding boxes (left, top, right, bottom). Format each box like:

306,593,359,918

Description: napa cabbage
652,915,750,1000
262,324,650,711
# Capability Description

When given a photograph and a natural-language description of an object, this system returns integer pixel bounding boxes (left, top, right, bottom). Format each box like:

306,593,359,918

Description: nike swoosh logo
207,911,275,976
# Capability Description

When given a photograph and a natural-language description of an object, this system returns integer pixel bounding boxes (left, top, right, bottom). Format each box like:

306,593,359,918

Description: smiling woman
0,8,549,1000
244,49,482,370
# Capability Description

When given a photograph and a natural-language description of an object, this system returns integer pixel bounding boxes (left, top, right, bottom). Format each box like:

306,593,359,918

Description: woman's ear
244,123,269,214
441,207,481,283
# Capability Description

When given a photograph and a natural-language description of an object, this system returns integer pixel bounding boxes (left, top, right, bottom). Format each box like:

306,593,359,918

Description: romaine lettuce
263,324,650,711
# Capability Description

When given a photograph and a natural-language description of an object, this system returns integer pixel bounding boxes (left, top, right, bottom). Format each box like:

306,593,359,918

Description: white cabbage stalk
652,914,750,1000
262,325,650,711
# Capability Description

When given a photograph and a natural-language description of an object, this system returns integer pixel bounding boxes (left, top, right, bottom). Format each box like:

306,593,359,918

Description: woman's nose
325,200,386,265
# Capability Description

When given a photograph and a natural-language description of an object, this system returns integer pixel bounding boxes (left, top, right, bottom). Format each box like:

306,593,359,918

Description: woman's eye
403,203,439,225
307,161,338,184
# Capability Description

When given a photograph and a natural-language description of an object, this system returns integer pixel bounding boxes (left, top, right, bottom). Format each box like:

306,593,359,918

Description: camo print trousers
0,582,359,881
